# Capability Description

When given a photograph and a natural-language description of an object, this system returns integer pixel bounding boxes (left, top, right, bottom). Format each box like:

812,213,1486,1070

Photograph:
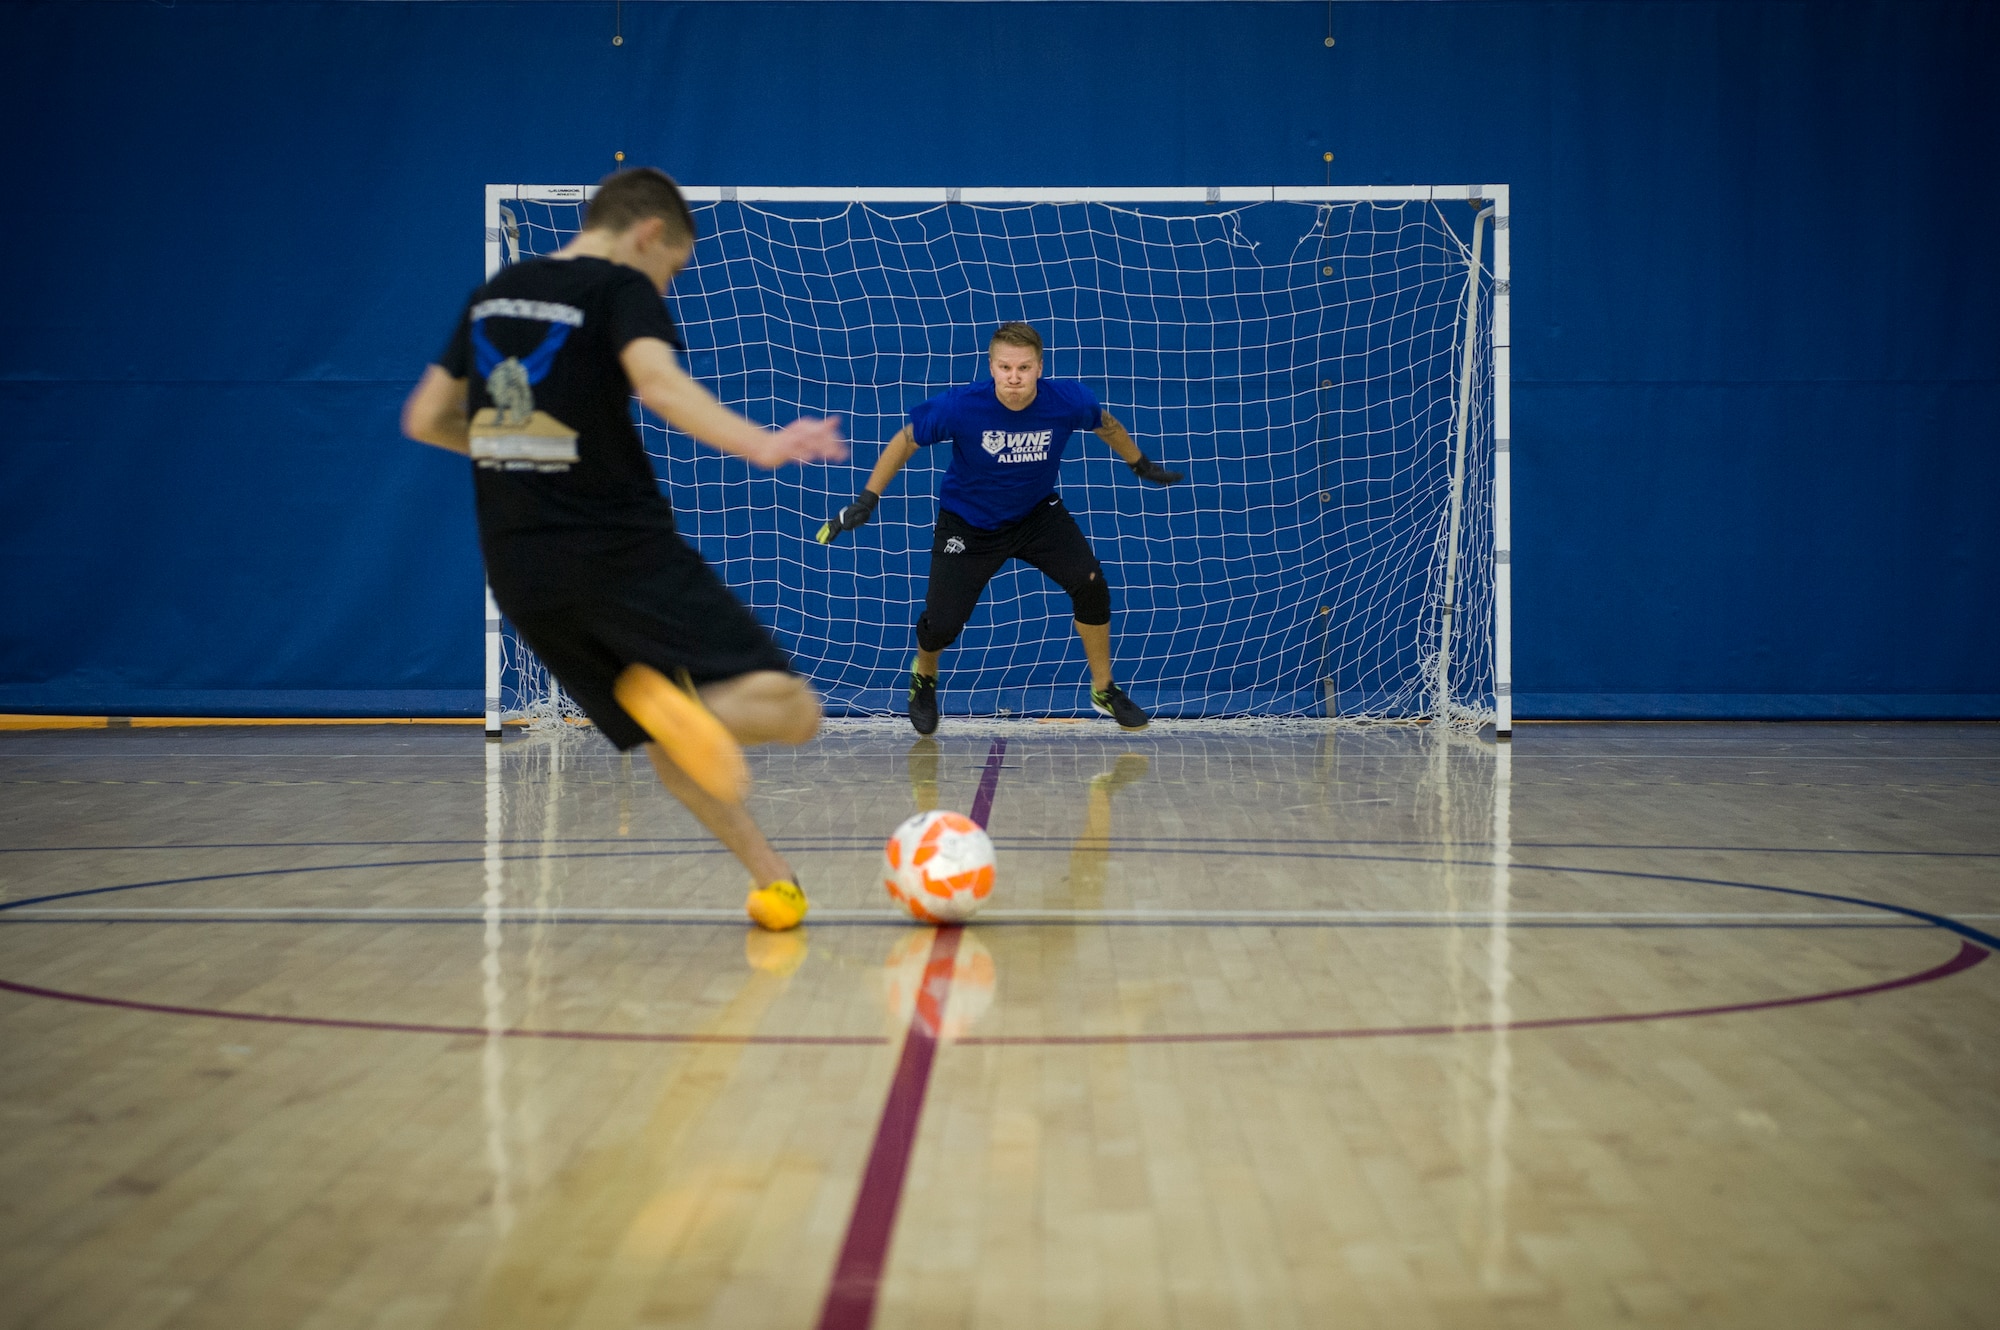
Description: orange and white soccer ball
883,809,996,923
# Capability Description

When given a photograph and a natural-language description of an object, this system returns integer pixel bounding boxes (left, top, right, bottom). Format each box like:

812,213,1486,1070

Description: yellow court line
0,715,500,730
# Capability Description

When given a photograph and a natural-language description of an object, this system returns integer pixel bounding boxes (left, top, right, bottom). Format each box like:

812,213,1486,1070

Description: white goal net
481,185,1510,734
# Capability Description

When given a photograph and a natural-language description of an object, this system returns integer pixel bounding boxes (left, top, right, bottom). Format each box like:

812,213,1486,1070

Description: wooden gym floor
1,720,1996,1329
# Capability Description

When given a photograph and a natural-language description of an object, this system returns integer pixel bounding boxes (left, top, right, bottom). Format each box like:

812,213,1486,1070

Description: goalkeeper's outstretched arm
1095,411,1183,486
818,426,919,543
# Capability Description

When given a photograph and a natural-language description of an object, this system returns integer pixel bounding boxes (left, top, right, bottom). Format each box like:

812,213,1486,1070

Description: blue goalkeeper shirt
908,379,1103,530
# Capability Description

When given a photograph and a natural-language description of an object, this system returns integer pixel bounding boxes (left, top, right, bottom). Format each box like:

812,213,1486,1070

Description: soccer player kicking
818,322,1182,733
402,167,844,931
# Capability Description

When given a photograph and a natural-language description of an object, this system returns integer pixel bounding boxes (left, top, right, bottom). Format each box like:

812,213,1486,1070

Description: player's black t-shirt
436,255,685,596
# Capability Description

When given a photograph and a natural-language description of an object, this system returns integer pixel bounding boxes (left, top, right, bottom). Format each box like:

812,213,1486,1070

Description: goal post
477,183,1511,736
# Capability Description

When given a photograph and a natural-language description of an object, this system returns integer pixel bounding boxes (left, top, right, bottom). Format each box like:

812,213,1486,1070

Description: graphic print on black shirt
465,296,584,470
437,256,685,546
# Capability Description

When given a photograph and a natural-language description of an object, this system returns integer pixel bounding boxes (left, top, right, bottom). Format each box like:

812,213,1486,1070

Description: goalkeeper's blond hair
988,322,1044,359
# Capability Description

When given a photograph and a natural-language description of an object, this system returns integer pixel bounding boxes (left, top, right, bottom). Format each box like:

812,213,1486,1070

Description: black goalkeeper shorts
916,494,1109,652
486,529,794,751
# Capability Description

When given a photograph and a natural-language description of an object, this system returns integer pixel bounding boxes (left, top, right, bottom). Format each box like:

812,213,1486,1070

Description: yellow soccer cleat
612,662,750,804
746,878,810,932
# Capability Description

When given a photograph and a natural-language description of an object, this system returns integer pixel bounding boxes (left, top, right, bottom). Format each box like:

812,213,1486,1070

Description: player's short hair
989,322,1044,359
585,168,698,247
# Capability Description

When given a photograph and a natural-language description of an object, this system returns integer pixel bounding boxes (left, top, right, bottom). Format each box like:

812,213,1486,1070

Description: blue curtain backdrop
1,0,1994,718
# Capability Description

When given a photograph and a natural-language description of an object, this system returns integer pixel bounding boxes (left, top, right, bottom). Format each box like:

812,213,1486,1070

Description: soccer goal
479,184,1511,736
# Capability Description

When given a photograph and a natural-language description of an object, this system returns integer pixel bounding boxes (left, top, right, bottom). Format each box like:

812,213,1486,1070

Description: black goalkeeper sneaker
1091,682,1150,730
908,670,940,736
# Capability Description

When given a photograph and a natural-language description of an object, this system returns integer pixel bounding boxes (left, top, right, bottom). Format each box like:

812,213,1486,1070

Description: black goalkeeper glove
816,490,880,544
1128,453,1184,486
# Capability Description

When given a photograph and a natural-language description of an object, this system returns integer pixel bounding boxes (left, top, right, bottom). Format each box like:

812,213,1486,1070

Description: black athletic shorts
918,494,1108,649
486,529,793,751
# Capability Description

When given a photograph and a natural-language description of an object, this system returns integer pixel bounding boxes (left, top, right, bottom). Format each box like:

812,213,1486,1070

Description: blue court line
1500,862,2000,951
3,845,1997,950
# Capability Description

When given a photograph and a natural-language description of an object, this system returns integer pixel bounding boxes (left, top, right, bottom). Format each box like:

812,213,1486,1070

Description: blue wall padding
1,1,1994,718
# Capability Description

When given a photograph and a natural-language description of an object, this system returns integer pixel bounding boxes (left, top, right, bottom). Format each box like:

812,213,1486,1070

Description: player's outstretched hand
1128,452,1184,486
746,416,848,470
815,490,880,544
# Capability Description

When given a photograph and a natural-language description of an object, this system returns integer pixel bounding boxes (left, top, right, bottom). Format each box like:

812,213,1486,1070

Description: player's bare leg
614,664,751,802
698,671,821,929
1077,617,1150,729
910,648,942,735
646,744,792,885
646,744,810,930
632,669,821,930
615,665,819,805
698,670,821,745
1075,618,1114,692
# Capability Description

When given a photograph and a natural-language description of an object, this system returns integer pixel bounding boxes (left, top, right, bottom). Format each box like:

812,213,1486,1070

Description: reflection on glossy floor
2,720,1997,1329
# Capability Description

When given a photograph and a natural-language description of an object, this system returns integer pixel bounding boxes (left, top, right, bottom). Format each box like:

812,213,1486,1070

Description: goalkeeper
818,322,1182,734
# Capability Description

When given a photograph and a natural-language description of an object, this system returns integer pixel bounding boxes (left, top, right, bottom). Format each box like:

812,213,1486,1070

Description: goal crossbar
489,184,1503,205
478,184,1513,738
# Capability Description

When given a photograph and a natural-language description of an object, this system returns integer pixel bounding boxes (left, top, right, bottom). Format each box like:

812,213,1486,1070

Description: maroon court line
0,942,1980,1045
817,924,964,1330
0,941,1981,1052
0,977,884,1045
816,737,1007,1330
956,939,1991,1046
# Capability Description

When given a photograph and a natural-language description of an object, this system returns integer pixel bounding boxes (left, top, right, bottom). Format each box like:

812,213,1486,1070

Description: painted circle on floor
0,841,1991,1045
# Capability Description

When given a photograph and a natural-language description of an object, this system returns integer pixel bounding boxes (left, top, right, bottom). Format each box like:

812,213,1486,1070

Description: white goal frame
478,183,1513,739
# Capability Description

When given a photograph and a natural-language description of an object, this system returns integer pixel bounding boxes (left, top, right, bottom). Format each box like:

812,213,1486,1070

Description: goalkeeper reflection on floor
900,738,1151,1035
906,738,1148,912
818,322,1182,733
